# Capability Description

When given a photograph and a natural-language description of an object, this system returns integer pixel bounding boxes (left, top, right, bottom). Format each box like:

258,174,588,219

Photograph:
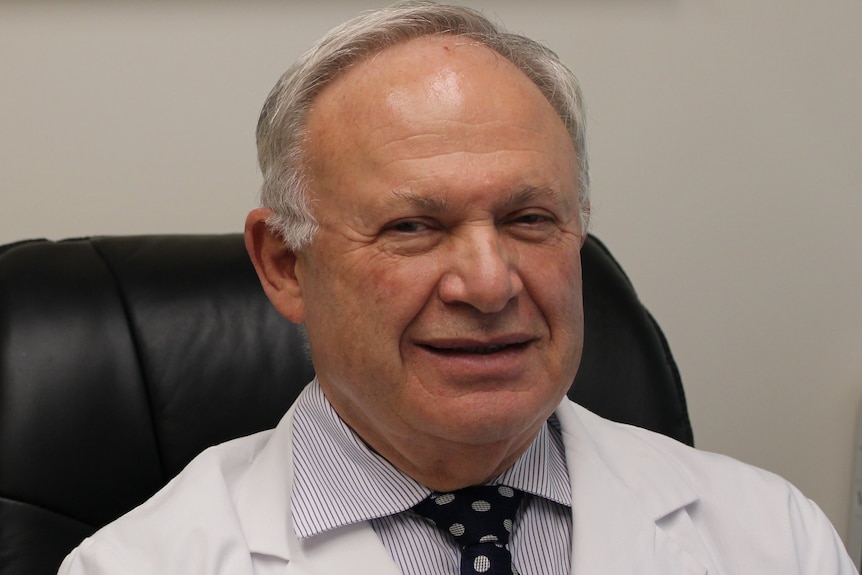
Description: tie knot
413,485,524,548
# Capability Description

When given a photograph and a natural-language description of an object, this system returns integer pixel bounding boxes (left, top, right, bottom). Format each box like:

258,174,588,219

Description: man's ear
580,200,591,248
244,208,306,323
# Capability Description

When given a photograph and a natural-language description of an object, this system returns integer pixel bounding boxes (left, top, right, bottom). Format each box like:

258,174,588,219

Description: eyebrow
506,186,564,207
389,190,450,213
388,186,565,212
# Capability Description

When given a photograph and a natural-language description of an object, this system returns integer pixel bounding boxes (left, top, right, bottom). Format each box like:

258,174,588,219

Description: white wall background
2,0,860,549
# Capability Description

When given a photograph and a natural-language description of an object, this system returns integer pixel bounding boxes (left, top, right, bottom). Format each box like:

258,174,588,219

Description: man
59,2,854,574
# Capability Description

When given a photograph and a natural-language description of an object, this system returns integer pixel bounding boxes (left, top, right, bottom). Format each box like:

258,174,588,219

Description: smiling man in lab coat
59,2,855,574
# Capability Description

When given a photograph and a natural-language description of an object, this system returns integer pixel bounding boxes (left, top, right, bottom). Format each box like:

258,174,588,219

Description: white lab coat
59,398,855,574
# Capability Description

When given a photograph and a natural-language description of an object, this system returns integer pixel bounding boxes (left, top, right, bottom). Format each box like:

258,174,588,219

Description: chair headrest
0,233,691,553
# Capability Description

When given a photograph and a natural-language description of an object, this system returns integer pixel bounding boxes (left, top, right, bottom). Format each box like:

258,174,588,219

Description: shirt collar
495,414,572,507
290,380,571,539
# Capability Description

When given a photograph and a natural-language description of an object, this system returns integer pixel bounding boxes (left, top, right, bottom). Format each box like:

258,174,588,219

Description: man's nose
437,226,523,314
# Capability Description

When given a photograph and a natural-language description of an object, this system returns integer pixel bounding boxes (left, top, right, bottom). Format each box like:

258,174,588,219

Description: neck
315,377,554,492
359,421,543,492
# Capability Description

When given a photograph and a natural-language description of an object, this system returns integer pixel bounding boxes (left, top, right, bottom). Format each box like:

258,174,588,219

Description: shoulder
557,399,854,572
58,429,276,575
560,398,812,510
559,398,787,487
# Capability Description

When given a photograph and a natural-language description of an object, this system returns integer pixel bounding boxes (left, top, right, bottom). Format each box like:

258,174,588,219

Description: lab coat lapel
235,403,401,575
556,401,709,574
237,395,709,574
284,521,403,575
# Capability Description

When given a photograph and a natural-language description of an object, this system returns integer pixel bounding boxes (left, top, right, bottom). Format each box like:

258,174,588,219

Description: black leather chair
0,233,692,575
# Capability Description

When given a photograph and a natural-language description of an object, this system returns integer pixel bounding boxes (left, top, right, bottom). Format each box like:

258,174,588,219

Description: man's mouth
422,342,528,355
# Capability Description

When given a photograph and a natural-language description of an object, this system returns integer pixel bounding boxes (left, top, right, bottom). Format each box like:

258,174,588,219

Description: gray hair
257,0,590,250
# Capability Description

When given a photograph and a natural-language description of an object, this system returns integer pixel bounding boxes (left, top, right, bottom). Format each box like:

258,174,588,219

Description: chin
417,395,554,447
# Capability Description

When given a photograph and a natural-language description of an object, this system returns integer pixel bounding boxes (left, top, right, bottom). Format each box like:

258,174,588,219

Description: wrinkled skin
246,36,586,490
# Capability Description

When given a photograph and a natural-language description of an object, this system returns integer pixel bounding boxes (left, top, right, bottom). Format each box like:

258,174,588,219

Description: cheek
521,247,585,367
364,255,443,316
521,243,583,304
306,249,442,349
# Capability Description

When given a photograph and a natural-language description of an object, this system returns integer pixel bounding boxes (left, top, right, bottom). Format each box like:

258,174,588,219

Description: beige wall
2,0,861,548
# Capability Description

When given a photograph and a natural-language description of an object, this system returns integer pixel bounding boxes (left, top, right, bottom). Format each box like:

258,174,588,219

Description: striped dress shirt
291,380,573,575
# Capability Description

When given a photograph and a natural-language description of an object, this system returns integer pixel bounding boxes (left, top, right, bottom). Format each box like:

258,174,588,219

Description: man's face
268,36,584,480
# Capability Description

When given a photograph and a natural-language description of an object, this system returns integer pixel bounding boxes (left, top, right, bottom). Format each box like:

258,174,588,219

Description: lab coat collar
556,400,708,574
233,403,296,560
234,402,402,574
235,397,708,574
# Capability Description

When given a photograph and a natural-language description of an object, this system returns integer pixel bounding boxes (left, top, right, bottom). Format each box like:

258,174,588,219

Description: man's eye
512,212,552,225
380,219,442,254
389,220,428,233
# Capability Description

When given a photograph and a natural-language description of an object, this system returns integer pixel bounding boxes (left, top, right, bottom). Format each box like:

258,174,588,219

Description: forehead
309,37,569,143
303,35,577,202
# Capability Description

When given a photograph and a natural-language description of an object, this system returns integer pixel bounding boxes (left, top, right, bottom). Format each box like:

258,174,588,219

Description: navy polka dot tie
413,485,524,575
